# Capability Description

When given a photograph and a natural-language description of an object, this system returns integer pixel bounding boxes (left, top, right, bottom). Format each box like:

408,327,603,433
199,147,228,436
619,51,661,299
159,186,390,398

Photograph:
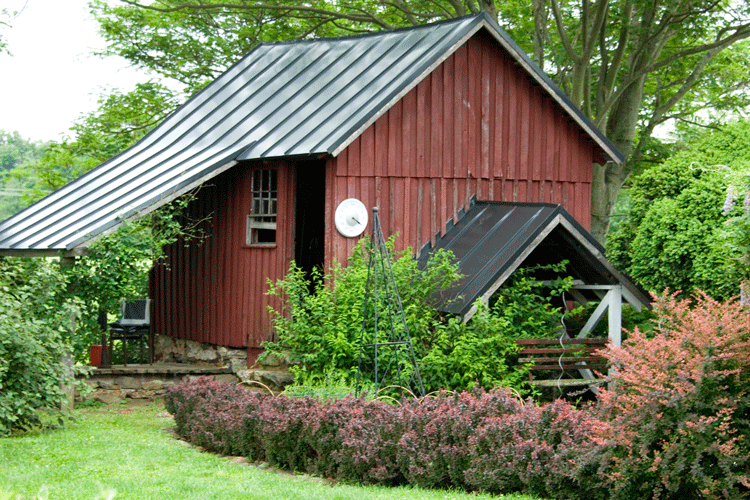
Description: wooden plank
481,39,491,180
442,51,454,179
519,356,607,364
517,338,608,345
388,99,400,177
415,77,428,177
519,348,605,356
609,285,623,347
524,363,607,371
531,379,602,388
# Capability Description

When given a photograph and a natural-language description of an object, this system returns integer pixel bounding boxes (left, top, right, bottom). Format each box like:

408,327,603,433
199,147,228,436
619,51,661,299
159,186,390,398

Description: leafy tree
0,3,19,56
0,131,47,219
90,0,750,242
68,81,181,160
607,119,750,299
0,130,45,173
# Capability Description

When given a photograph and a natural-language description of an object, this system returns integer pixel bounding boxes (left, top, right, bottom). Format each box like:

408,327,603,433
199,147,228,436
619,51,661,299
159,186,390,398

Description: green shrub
263,237,461,391
419,261,575,392
265,236,577,394
607,120,750,299
0,258,88,435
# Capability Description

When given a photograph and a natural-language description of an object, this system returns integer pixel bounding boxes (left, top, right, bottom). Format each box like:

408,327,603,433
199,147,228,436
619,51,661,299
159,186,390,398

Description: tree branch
595,21,750,128
119,0,396,30
549,0,579,62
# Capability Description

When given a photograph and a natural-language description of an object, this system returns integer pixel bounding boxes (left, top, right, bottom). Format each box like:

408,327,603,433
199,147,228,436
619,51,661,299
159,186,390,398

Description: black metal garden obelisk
355,207,425,398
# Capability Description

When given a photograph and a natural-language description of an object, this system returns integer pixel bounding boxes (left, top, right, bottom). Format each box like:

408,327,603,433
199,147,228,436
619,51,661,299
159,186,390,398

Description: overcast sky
0,0,149,142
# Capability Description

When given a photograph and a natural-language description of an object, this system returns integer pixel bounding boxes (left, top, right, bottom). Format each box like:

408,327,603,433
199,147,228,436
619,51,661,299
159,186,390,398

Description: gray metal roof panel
419,201,648,317
0,13,623,253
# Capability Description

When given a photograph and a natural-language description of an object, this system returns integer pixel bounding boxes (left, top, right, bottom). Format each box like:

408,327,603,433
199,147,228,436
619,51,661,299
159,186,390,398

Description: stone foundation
80,336,294,404
80,364,240,404
154,335,250,372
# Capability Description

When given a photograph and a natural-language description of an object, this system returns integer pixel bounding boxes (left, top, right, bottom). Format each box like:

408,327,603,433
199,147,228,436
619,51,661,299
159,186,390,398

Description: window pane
248,169,277,245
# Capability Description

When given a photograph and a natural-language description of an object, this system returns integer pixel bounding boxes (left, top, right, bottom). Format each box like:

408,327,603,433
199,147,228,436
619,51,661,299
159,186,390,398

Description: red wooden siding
150,160,295,349
326,32,598,264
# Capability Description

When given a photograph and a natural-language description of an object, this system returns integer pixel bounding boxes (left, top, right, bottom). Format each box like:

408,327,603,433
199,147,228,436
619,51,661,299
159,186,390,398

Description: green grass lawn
0,400,544,500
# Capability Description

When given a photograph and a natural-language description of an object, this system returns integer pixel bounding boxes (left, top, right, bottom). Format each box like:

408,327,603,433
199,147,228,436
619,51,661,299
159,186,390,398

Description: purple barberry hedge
164,377,605,499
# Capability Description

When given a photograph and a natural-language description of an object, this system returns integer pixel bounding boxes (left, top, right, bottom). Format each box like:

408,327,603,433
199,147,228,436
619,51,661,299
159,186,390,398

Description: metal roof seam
280,27,442,157
329,17,482,158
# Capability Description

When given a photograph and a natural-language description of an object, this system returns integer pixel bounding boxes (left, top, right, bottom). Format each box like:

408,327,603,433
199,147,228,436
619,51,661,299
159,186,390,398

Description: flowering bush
595,291,750,499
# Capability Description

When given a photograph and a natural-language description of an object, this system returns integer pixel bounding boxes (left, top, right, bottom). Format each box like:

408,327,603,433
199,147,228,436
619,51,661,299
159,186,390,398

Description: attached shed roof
418,200,650,319
0,12,623,255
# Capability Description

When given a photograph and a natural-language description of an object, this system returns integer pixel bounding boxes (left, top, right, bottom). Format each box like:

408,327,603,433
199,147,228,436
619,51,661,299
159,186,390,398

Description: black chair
109,299,151,365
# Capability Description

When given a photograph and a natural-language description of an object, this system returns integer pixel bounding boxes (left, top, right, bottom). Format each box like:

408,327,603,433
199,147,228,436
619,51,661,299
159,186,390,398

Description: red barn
0,13,646,366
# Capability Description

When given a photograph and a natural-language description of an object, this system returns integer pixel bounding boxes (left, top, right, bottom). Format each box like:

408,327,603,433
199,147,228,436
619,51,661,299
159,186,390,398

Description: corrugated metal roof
0,12,623,254
418,200,649,318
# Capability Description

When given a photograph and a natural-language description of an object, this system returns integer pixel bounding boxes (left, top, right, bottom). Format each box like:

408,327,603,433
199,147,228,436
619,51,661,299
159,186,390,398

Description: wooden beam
608,285,623,347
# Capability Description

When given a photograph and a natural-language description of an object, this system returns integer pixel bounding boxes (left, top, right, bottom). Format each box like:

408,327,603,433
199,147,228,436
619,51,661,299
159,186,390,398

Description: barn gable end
327,31,600,264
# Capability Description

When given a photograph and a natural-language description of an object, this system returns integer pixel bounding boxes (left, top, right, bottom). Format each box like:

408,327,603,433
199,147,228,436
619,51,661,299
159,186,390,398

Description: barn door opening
294,160,325,278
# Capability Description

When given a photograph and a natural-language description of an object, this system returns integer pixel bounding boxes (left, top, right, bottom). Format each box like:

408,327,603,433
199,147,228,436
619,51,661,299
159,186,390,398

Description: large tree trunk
590,71,645,243
590,161,629,243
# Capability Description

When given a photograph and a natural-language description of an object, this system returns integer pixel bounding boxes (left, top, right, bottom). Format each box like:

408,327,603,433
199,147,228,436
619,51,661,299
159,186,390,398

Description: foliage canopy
0,257,89,436
607,119,750,299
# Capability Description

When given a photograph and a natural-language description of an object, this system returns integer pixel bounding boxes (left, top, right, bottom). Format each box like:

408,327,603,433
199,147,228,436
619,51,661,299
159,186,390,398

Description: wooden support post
608,285,622,347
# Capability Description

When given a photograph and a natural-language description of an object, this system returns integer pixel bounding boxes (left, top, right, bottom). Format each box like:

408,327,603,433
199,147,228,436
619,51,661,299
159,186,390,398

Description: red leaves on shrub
164,380,603,498
397,388,524,489
595,291,750,500
334,398,406,484
164,376,269,458
163,291,750,500
465,399,609,500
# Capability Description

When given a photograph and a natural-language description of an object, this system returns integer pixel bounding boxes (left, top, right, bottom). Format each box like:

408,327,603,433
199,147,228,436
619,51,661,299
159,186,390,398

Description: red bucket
89,345,106,367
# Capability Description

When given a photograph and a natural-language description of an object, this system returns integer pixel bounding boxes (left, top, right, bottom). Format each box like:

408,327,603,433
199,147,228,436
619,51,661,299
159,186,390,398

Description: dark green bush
607,120,750,299
0,258,88,435
264,236,576,394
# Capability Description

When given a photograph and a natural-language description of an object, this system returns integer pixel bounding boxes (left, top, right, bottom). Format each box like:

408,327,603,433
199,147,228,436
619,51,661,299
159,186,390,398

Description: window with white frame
247,169,277,245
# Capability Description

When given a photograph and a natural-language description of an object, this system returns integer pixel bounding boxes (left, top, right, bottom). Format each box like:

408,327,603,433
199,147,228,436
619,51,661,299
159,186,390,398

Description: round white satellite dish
334,198,369,237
